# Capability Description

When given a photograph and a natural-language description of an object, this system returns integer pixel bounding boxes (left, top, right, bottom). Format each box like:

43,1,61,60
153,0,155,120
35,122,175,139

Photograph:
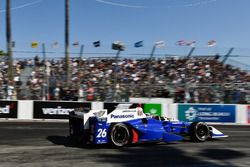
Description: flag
51,42,59,48
72,41,79,47
31,41,39,48
112,41,125,51
207,40,216,47
185,41,196,47
175,40,195,47
12,41,15,48
93,41,101,47
175,40,186,46
134,41,143,48
154,41,165,48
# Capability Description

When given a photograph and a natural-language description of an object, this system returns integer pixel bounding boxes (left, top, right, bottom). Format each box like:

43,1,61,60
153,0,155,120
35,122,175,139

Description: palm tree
6,0,13,81
65,0,70,86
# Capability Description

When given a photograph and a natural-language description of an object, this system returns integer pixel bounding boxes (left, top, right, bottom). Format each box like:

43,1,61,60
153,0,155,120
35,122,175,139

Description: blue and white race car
69,106,228,147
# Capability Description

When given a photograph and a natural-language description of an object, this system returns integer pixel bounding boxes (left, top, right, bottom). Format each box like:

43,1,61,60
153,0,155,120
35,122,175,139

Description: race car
69,106,228,147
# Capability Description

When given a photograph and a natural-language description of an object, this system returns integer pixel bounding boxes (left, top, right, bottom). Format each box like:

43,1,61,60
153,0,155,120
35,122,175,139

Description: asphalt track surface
0,122,250,167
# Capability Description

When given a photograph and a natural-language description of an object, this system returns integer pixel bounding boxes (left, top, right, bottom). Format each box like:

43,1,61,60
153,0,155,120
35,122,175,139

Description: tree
0,50,6,57
65,0,70,86
6,0,13,81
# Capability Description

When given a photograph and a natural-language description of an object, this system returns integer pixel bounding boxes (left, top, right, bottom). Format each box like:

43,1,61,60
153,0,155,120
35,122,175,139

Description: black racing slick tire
189,122,210,142
109,123,131,147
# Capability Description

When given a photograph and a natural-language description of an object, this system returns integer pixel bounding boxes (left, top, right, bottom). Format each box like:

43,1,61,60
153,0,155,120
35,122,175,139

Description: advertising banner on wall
104,103,162,116
0,100,18,118
143,104,162,116
248,106,250,124
178,104,236,123
33,101,91,119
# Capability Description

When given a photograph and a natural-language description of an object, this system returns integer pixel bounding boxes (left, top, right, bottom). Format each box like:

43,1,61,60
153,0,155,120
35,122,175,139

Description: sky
0,0,250,68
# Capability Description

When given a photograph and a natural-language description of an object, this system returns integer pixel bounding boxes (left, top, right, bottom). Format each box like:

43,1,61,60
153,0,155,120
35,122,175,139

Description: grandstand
1,52,249,104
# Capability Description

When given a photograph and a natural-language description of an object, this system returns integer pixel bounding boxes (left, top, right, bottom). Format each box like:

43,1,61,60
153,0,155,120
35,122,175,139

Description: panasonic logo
110,114,134,119
0,106,10,114
42,106,74,115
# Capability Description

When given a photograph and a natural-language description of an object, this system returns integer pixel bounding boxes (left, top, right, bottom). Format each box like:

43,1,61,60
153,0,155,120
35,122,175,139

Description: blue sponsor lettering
110,114,134,119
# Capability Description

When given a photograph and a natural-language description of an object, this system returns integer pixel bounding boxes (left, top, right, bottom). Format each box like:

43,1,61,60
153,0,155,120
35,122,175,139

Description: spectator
14,56,249,103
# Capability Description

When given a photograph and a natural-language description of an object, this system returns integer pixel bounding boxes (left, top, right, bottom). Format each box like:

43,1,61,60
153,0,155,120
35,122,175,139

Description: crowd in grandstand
0,55,249,103
0,57,28,100
21,55,250,104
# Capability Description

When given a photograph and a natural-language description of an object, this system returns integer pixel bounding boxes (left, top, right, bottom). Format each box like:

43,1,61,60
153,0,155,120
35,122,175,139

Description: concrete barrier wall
18,100,33,119
169,103,178,120
236,105,248,124
0,100,249,124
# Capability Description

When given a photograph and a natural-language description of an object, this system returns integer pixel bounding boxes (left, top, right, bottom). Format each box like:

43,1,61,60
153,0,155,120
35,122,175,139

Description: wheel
109,123,131,147
189,122,209,142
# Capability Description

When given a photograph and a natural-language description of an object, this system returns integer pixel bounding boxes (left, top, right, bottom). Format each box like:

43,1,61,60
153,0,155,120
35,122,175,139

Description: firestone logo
185,107,198,121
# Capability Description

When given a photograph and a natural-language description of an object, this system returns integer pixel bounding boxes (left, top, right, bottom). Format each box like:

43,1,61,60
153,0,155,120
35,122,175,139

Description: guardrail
0,99,249,124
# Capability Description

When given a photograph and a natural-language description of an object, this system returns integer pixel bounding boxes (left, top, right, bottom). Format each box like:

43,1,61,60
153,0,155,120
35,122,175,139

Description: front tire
189,122,209,142
109,123,131,147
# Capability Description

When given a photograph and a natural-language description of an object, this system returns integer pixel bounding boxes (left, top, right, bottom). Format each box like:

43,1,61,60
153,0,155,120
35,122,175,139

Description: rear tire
189,122,209,142
109,123,131,147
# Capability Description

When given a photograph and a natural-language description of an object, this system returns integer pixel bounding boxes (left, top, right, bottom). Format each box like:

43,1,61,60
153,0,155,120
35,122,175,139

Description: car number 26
97,128,107,138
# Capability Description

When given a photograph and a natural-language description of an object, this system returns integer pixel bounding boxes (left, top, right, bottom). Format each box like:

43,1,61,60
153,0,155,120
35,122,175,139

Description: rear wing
69,107,146,129
106,107,146,123
69,109,108,129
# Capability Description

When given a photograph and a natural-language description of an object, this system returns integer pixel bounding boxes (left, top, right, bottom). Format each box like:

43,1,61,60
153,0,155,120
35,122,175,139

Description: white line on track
0,127,65,130
223,131,250,133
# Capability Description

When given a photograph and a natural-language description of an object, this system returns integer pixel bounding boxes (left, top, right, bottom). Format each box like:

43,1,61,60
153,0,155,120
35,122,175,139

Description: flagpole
150,45,156,59
6,0,13,81
114,49,121,99
42,43,47,100
221,48,234,64
148,44,156,99
187,47,195,58
111,41,124,101
65,0,70,86
79,44,84,68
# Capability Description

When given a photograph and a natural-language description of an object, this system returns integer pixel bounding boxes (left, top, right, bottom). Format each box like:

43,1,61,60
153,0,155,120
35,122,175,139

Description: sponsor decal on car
122,109,137,113
107,108,146,123
110,114,134,119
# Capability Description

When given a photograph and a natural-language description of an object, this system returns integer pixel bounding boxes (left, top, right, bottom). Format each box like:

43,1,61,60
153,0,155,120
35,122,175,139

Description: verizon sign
33,101,91,119
42,106,74,115
0,101,18,118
